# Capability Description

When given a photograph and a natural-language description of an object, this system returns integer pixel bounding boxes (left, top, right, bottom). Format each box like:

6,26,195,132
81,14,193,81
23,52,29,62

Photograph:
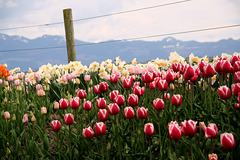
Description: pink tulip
36,84,42,90
51,120,61,132
153,98,164,111
95,122,106,136
7,75,14,82
25,77,31,83
181,120,197,136
208,153,218,160
144,123,155,136
64,114,74,125
41,107,47,114
37,89,45,96
168,121,182,140
84,75,90,82
124,107,134,119
137,107,148,119
22,114,28,123
14,80,20,86
4,111,10,120
199,122,206,132
218,86,231,100
164,93,170,101
82,126,94,139
220,133,236,150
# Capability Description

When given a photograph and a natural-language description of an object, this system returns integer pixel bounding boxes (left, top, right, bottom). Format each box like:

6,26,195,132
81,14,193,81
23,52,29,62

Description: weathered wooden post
63,8,76,63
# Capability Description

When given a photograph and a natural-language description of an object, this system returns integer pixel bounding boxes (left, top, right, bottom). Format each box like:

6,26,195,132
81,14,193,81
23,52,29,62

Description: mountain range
0,33,240,71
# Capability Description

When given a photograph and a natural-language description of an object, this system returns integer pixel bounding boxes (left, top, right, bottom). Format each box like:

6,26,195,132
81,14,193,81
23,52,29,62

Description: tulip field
1,52,240,160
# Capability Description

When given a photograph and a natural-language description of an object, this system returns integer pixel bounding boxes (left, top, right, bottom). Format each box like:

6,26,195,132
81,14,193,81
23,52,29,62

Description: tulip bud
17,86,22,91
158,80,168,91
4,80,9,87
110,90,120,102
171,94,182,106
208,153,217,160
12,114,16,121
4,111,10,120
235,103,240,110
59,98,69,110
123,76,133,89
199,122,206,132
83,126,94,139
7,147,11,155
51,120,61,132
94,85,102,94
110,74,118,84
84,75,91,82
64,113,74,125
115,95,125,106
107,142,111,150
31,115,36,122
205,123,218,138
75,78,80,84
99,82,109,93
4,97,8,103
220,133,236,150
22,114,28,123
218,86,231,100
89,79,93,86
41,107,47,115
128,94,139,107
77,89,86,99
164,93,170,101
54,102,59,110
37,89,45,97
144,123,155,136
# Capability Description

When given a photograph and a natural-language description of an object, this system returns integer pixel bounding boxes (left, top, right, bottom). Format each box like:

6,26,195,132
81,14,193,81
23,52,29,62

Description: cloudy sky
0,0,240,42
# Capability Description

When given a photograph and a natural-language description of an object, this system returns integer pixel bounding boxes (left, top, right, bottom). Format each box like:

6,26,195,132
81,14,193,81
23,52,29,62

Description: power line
0,0,191,31
0,24,239,52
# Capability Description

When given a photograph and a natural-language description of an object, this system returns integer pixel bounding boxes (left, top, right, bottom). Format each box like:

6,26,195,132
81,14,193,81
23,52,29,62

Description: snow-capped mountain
0,33,239,71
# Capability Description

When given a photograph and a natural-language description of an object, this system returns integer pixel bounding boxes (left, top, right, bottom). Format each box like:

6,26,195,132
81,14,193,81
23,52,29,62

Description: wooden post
63,8,76,63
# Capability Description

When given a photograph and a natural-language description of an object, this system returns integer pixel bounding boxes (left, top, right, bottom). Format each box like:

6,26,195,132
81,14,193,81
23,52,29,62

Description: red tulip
208,153,218,160
59,98,69,110
123,76,133,89
233,61,240,72
171,62,180,72
128,94,139,107
153,98,164,111
158,80,168,91
166,69,175,83
82,126,94,139
137,107,148,119
215,60,231,73
144,123,155,136
115,95,125,106
230,55,240,66
190,73,198,82
180,64,187,74
110,74,118,84
146,81,156,89
94,85,102,94
231,83,240,96
99,82,109,93
203,64,215,78
168,121,182,140
64,114,74,125
235,103,240,110
181,120,197,136
77,89,86,99
95,122,106,136
171,94,182,106
234,71,240,83
70,97,80,109
84,101,92,111
184,65,195,80
107,103,120,115
110,90,120,102
220,133,236,150
124,107,134,119
143,72,154,83
133,86,145,96
97,98,107,109
218,86,231,100
51,120,61,132
205,123,218,138
98,109,109,121
199,61,208,72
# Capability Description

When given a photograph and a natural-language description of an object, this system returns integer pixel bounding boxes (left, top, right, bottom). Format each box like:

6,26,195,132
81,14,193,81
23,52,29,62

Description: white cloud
0,0,239,42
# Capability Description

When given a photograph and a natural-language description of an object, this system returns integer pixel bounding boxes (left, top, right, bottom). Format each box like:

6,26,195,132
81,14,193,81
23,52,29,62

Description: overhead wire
0,24,239,52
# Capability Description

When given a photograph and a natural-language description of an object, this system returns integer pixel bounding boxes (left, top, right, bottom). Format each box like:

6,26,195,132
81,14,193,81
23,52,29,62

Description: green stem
190,137,193,160
57,131,61,160
158,111,162,155
115,115,122,160
149,137,152,160
101,136,104,160
211,138,214,153
69,125,72,159
225,100,231,131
